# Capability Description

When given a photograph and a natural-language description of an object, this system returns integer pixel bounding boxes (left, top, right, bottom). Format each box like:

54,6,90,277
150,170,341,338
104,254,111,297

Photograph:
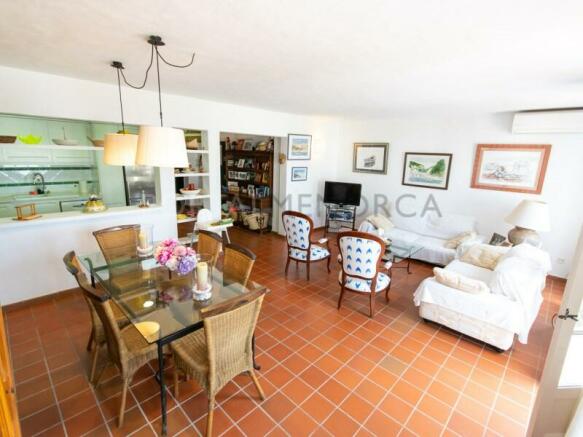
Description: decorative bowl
179,188,201,195
0,135,16,143
52,139,79,146
18,135,42,144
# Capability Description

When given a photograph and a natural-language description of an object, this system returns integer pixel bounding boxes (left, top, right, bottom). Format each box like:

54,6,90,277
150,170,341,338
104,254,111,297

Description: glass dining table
79,250,267,436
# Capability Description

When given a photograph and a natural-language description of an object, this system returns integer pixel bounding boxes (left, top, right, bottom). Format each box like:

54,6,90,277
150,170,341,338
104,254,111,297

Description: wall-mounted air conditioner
512,109,583,134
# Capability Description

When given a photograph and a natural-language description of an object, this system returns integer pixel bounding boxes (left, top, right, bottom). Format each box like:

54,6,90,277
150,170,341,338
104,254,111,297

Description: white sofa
413,244,551,351
359,210,485,266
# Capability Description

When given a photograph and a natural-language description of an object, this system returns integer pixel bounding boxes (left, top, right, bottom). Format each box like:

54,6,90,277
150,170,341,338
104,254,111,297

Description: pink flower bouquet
154,238,197,275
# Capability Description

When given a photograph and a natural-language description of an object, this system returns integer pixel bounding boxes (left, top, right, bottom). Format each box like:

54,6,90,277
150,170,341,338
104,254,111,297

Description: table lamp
505,200,550,245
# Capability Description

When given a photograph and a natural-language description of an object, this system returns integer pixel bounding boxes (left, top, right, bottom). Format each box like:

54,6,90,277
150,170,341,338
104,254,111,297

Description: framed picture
287,134,312,160
291,167,308,181
247,185,255,197
353,143,389,174
243,140,254,151
471,144,551,194
402,152,453,190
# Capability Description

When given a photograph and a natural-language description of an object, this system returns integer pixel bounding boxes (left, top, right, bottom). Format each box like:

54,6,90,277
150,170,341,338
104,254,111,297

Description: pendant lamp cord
115,67,126,133
116,37,195,128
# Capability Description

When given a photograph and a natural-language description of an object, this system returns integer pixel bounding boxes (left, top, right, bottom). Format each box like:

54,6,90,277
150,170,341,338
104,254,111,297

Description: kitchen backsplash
0,166,100,196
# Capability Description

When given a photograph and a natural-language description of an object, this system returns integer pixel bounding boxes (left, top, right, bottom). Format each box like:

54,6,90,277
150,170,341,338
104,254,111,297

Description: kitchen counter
0,204,163,230
0,191,86,204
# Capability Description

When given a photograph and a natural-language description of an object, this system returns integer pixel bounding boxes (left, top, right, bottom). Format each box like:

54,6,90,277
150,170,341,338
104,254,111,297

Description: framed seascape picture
291,167,308,181
402,152,453,190
287,134,312,160
471,144,551,194
353,143,389,174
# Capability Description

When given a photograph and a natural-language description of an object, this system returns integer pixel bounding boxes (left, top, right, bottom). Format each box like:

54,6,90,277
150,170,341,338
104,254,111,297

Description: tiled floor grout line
29,303,69,437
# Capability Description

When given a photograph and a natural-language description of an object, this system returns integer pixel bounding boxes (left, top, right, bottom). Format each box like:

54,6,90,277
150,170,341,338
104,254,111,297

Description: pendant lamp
116,36,195,168
103,62,138,165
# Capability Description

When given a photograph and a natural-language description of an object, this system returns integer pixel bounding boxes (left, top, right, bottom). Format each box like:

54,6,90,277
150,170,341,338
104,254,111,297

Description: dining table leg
157,342,167,436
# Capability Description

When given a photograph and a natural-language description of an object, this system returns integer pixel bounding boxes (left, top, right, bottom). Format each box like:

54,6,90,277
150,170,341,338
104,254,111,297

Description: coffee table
382,241,423,274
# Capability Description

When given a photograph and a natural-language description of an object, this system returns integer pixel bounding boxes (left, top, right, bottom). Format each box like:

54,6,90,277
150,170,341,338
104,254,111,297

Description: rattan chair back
201,289,265,393
223,243,256,286
197,230,222,268
93,224,140,263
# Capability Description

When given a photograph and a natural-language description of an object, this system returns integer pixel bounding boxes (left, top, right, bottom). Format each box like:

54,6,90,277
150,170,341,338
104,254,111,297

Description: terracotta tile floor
5,228,563,436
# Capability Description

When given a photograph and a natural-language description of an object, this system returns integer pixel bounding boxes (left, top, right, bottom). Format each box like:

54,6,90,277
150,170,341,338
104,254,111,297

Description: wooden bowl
0,136,16,143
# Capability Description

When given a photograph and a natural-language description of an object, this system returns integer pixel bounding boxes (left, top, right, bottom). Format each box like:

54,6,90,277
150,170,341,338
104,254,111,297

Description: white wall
335,113,583,277
0,66,338,304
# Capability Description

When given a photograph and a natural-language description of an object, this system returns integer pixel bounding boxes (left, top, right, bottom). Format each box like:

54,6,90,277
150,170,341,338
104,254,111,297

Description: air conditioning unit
512,109,583,134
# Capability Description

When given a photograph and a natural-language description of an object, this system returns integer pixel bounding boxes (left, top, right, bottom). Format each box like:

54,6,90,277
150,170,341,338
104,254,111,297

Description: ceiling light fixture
117,35,195,168
103,61,138,165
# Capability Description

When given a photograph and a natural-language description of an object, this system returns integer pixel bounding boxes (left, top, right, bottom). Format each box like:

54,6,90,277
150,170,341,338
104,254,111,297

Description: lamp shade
505,200,550,232
103,133,138,166
135,126,188,168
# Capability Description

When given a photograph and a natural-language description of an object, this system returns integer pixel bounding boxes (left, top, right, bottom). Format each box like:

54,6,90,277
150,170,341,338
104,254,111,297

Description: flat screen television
323,181,362,206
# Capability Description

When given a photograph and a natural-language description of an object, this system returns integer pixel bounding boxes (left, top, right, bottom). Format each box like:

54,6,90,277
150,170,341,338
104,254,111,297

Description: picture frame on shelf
228,171,236,179
471,144,551,194
291,166,308,181
242,140,254,151
402,152,452,190
353,143,389,174
237,158,245,168
247,185,255,197
287,134,312,160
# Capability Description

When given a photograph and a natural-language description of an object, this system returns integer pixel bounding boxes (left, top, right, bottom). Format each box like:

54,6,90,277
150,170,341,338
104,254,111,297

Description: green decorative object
17,135,43,144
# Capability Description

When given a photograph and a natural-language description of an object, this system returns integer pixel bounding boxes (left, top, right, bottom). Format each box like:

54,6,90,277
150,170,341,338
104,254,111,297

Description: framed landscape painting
402,152,452,190
287,134,312,160
291,167,308,181
471,144,551,194
353,143,389,174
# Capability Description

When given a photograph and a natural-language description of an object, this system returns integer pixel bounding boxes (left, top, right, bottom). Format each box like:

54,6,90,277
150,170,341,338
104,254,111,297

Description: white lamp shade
103,133,138,166
505,200,550,232
135,126,188,168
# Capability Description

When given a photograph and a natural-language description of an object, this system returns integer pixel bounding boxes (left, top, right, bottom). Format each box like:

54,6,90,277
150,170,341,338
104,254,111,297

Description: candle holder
137,224,154,257
192,253,212,301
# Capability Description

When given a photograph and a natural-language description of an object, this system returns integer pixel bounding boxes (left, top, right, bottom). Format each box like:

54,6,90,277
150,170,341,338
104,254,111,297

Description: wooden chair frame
337,231,391,317
282,210,331,280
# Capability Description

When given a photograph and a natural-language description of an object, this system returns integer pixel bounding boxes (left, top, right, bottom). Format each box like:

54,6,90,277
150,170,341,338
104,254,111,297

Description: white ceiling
2,0,583,117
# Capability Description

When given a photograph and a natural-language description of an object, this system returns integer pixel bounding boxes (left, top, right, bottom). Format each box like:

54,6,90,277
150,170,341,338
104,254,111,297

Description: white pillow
433,267,490,294
367,214,394,234
423,213,477,240
460,244,507,270
444,231,477,249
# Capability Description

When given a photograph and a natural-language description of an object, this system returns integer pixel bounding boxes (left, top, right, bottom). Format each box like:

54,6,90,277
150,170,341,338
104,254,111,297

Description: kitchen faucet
32,172,46,194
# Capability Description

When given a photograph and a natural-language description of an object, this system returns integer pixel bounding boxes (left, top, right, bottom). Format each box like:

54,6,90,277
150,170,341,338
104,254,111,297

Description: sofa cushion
384,228,420,245
444,231,477,249
366,215,394,234
445,259,494,284
412,236,457,266
460,244,506,270
433,267,490,294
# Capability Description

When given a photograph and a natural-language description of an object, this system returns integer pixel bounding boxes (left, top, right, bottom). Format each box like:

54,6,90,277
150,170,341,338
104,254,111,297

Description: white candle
196,262,208,289
138,231,148,250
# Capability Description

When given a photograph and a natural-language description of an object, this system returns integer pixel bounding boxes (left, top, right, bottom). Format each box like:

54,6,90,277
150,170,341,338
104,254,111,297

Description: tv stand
324,204,357,236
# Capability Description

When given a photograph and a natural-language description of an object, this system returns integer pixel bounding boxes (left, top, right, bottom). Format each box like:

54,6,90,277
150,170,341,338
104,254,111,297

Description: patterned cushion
290,245,330,261
338,235,383,279
283,214,311,250
338,271,390,293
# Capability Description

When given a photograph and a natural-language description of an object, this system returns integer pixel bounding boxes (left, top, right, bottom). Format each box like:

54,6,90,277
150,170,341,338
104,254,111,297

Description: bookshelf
220,135,274,233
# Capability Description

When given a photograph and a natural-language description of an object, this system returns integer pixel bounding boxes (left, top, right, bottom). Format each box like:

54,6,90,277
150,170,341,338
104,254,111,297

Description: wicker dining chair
197,230,223,269
337,231,391,318
62,252,157,427
171,289,266,437
93,224,140,263
62,251,129,382
222,243,257,287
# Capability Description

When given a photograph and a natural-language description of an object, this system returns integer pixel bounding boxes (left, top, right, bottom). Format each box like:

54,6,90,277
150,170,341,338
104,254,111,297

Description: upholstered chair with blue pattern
337,231,391,317
282,210,331,280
